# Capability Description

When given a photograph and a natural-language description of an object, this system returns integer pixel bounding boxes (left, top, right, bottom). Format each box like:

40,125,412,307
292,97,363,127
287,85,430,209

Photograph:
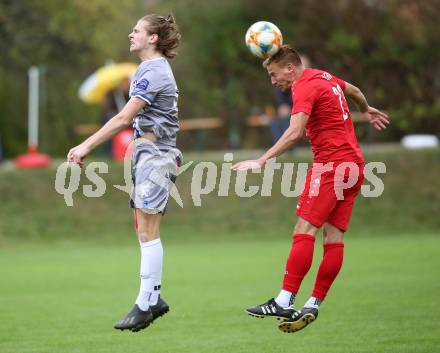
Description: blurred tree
0,0,137,156
156,0,440,145
0,0,439,155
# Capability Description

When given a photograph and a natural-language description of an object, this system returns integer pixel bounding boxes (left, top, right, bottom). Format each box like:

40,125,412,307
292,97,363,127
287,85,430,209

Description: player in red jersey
232,46,389,333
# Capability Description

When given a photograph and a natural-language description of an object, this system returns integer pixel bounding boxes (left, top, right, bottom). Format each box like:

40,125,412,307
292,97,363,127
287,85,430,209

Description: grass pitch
1,147,439,352
1,236,439,353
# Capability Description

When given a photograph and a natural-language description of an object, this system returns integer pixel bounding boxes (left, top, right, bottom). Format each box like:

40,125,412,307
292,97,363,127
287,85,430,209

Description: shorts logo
135,79,150,90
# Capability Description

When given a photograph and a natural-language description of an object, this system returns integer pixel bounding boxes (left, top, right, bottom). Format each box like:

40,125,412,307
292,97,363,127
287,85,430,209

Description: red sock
133,211,138,230
312,243,344,301
282,234,315,293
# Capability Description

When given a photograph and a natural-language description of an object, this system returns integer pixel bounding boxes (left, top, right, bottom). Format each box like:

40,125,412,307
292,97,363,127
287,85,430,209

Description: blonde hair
263,45,302,68
140,14,181,59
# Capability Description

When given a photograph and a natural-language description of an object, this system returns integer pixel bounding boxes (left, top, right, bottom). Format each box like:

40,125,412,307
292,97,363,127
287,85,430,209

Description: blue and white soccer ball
245,21,283,59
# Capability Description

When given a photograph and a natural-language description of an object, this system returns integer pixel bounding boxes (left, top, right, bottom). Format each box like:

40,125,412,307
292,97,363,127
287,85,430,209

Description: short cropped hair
263,45,303,68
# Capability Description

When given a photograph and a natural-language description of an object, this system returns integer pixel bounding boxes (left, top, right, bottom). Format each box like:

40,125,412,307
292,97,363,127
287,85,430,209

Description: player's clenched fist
67,143,91,167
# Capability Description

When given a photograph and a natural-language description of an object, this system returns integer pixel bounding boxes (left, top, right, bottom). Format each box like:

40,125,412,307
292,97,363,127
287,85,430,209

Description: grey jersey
130,57,179,148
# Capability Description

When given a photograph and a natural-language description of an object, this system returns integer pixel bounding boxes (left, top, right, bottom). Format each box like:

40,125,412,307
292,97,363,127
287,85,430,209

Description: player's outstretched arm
67,97,146,166
343,82,390,131
231,112,308,171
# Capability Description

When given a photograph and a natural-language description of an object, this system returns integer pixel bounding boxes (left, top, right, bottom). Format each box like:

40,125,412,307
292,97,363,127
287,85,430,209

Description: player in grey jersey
68,14,182,332
130,57,179,148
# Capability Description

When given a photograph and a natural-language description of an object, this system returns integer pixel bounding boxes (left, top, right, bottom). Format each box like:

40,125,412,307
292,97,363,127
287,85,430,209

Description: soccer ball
245,21,283,59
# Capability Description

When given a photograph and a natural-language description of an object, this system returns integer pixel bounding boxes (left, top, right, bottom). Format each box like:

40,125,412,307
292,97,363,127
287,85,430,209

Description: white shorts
130,140,181,215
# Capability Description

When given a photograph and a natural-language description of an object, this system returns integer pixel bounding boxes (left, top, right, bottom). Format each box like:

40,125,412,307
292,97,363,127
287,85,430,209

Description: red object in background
112,128,133,161
15,145,52,169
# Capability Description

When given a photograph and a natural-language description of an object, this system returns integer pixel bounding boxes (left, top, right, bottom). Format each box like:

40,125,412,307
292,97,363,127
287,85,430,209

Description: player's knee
323,234,343,244
137,222,160,242
137,230,159,242
323,223,344,244
294,217,319,236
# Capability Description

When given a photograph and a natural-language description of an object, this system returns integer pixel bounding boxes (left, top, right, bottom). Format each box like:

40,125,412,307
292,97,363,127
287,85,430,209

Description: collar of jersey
293,68,312,88
141,57,166,64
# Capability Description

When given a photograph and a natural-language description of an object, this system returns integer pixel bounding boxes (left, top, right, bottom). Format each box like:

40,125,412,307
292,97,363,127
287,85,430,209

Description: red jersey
291,68,364,164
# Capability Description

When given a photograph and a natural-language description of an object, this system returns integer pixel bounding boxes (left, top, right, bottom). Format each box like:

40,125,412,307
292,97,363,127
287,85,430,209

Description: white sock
135,238,163,311
275,289,296,308
303,296,321,309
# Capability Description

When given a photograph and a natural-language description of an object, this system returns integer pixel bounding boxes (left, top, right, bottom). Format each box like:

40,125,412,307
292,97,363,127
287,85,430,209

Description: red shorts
296,162,365,231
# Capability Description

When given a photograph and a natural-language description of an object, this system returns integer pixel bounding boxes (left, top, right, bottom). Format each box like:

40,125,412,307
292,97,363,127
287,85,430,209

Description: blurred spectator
269,89,292,143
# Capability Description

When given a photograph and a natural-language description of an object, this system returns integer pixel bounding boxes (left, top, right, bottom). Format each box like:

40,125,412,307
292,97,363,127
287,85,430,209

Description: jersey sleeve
130,66,163,105
334,76,346,90
291,81,319,116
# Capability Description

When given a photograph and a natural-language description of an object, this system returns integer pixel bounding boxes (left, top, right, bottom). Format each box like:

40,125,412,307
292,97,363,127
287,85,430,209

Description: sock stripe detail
314,298,321,306
288,294,296,307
